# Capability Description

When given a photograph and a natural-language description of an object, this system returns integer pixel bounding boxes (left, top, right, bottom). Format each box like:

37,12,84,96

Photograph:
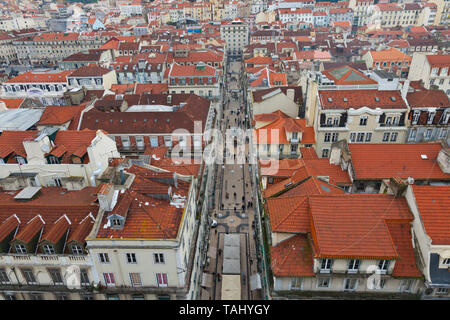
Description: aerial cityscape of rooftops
0,0,448,303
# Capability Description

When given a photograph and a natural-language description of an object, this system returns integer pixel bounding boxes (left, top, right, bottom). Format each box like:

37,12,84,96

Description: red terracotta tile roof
426,54,450,68
369,48,411,62
0,98,25,109
267,195,310,233
271,234,315,277
321,65,377,86
69,65,111,77
407,89,450,109
412,185,450,245
134,83,169,94
48,129,98,163
254,118,315,145
0,130,38,159
309,194,412,259
37,105,85,127
387,222,422,278
300,147,318,159
348,143,450,180
254,110,290,122
319,90,407,110
0,186,99,252
5,70,72,83
110,83,136,94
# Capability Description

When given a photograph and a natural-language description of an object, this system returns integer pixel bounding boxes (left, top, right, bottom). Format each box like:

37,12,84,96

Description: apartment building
1,70,72,106
406,86,450,144
67,66,117,91
220,19,249,57
79,93,214,156
0,186,101,300
167,63,221,99
363,48,412,78
406,185,450,299
86,165,200,300
268,194,424,297
278,8,313,24
0,129,120,190
254,113,315,159
348,0,374,27
329,141,450,194
371,3,422,28
408,53,450,95
12,32,104,66
303,65,408,158
0,33,17,64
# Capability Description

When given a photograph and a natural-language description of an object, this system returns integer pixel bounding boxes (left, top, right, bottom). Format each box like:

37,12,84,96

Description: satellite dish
41,144,50,153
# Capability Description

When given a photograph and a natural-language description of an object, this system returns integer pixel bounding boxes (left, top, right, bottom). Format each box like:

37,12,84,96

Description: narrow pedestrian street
201,58,263,300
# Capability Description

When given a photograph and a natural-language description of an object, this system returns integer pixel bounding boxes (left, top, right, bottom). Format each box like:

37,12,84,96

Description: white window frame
154,253,165,264
378,260,390,274
71,244,83,255
343,278,358,291
99,253,110,264
317,277,331,288
129,273,142,287
436,287,449,295
126,253,137,264
399,279,413,293
103,273,115,286
15,244,27,254
43,244,55,255
156,273,168,287
347,259,360,273
320,258,332,273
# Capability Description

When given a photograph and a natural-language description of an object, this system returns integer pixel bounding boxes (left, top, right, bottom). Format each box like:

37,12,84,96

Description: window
386,117,392,125
382,132,390,142
71,244,83,255
47,156,60,164
156,273,168,287
80,269,90,286
29,293,43,300
3,294,16,300
21,269,37,285
320,259,333,273
103,273,115,286
326,117,332,126
357,132,364,142
132,294,145,300
399,279,413,292
48,268,64,285
425,129,432,140
154,253,165,264
409,129,417,141
126,253,137,264
332,133,339,142
81,293,94,300
333,117,339,126
436,288,449,295
99,253,110,264
129,273,142,287
349,133,356,143
412,111,419,123
43,244,55,255
378,260,390,273
15,244,27,254
359,116,368,126
16,156,26,165
55,294,69,300
343,278,358,291
317,277,330,288
321,149,329,158
348,259,360,273
106,294,119,300
0,268,10,284
291,278,302,290
390,132,398,142
365,133,372,142
440,129,447,139
324,133,331,142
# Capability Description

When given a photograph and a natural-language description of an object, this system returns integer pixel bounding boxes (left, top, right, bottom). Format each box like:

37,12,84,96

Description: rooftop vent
375,97,380,102
421,154,428,159
343,97,348,102
390,97,396,101
328,97,333,102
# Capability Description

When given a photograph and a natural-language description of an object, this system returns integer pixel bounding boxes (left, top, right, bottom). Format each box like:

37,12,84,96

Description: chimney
401,80,410,100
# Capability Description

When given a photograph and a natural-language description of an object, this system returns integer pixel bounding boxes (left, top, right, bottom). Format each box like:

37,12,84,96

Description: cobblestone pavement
201,59,261,300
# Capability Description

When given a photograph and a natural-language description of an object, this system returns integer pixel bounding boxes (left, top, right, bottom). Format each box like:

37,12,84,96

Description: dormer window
16,156,27,165
412,111,419,123
43,244,55,255
71,244,83,255
427,112,435,124
15,244,27,254
47,156,60,164
112,219,121,227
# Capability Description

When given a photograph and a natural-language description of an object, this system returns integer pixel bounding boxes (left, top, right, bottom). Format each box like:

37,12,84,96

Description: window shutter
320,113,326,125
399,112,406,126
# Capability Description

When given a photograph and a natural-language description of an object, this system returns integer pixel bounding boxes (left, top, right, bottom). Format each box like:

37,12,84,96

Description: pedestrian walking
242,204,245,211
